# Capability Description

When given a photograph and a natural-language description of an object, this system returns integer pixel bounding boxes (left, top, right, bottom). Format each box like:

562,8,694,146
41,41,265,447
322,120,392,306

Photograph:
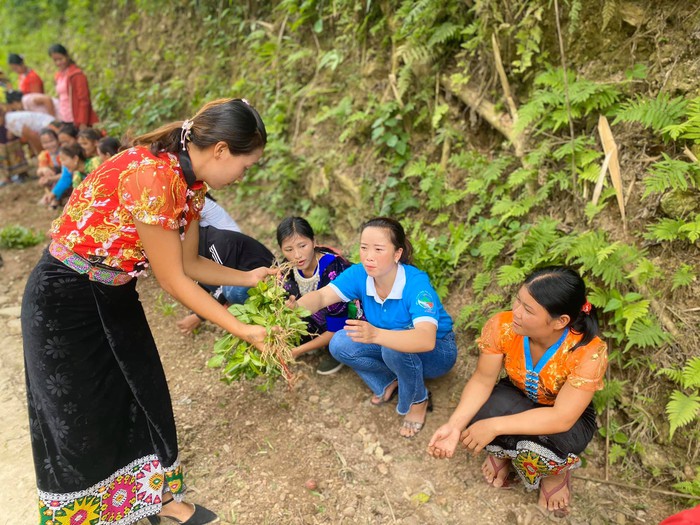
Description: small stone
223,444,231,453
364,443,376,455
309,395,320,404
382,454,393,463
244,420,254,426
615,512,626,525
0,306,21,317
304,479,318,490
342,506,356,518
378,464,389,475
374,446,384,459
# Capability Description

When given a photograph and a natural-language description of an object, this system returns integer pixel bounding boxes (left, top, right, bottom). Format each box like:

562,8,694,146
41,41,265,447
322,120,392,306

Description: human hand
344,319,377,344
245,324,268,351
285,294,298,310
176,313,202,334
247,266,277,287
427,423,462,459
460,420,498,455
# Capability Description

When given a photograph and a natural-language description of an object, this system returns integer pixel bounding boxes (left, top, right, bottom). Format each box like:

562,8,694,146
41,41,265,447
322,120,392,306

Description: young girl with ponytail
22,98,269,525
428,266,607,518
294,217,457,438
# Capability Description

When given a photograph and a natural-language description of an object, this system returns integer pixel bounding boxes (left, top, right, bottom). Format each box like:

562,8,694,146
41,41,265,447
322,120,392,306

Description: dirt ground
0,180,686,525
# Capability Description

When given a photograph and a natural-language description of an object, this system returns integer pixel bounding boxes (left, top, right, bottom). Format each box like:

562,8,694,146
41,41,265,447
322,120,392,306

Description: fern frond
679,215,700,242
666,390,700,439
663,97,700,143
643,154,700,199
672,264,697,291
497,265,526,287
657,367,684,385
428,22,461,47
396,66,414,98
613,93,688,132
397,42,433,66
592,378,626,414
644,218,685,242
601,0,618,30
622,300,650,335
625,319,670,351
478,239,506,266
472,271,492,295
682,356,700,389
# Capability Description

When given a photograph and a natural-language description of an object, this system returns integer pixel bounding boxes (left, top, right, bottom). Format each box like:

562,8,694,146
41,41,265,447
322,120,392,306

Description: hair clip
581,300,592,314
180,119,194,150
241,98,250,106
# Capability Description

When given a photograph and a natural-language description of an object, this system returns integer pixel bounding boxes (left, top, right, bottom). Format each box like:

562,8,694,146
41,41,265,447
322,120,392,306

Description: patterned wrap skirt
21,249,186,525
471,377,597,490
0,126,29,179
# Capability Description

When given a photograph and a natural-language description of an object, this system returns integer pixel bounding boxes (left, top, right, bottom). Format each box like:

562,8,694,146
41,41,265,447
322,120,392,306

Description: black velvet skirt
470,377,598,490
21,249,185,524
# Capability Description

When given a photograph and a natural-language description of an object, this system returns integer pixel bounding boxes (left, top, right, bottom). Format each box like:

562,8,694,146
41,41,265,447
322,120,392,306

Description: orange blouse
50,146,206,274
477,311,608,405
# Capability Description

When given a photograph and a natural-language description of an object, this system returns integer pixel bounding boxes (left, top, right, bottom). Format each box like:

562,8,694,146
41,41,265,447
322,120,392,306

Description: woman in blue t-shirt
295,217,457,437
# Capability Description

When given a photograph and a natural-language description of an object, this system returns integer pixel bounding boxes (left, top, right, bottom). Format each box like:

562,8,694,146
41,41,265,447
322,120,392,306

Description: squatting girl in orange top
22,98,269,525
428,267,607,518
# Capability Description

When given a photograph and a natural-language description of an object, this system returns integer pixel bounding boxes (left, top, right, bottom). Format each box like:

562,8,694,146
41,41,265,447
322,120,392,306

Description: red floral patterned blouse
50,146,206,274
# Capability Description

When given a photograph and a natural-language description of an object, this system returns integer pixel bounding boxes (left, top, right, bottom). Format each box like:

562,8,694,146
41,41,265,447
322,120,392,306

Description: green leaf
672,264,696,291
622,300,650,335
666,390,700,439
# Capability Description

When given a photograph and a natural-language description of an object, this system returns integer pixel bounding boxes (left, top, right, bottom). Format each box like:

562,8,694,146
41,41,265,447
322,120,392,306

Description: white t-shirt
199,197,241,232
5,111,54,137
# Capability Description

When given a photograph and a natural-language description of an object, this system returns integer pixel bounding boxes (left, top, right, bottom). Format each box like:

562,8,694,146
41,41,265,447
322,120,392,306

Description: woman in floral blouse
428,266,607,518
21,98,269,525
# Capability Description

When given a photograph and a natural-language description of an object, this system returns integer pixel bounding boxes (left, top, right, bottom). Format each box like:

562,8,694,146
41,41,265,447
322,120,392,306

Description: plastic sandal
541,469,572,518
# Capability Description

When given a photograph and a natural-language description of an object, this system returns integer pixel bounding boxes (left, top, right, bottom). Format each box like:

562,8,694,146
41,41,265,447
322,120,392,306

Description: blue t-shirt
329,263,453,339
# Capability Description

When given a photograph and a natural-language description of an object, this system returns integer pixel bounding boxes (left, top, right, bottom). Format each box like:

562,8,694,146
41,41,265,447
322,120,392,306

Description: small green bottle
347,301,357,320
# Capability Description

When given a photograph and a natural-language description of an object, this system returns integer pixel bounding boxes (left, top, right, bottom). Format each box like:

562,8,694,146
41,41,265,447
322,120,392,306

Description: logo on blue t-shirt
416,291,435,313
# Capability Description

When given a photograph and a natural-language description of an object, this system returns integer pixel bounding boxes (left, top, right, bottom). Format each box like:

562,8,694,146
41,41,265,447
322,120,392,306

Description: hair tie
180,119,194,151
241,98,250,106
581,300,592,314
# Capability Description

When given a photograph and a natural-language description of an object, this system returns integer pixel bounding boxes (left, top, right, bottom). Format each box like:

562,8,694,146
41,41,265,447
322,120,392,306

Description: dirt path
0,182,679,524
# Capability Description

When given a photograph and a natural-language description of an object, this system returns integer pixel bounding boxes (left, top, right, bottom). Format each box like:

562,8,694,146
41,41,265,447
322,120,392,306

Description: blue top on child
329,263,453,339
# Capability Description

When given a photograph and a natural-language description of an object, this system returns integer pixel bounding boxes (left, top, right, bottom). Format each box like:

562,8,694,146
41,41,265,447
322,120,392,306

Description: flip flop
541,469,572,517
484,455,519,489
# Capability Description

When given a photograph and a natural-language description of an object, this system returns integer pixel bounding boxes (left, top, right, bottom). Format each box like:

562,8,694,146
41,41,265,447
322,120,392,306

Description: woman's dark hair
40,128,59,141
277,217,315,247
98,136,121,156
58,122,78,138
60,143,86,162
78,128,101,141
523,266,599,351
8,53,24,65
361,217,413,264
48,44,69,57
133,98,267,155
6,90,23,104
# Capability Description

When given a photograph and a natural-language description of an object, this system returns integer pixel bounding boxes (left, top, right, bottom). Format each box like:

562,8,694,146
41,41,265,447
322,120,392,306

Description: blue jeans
329,329,457,415
221,285,251,305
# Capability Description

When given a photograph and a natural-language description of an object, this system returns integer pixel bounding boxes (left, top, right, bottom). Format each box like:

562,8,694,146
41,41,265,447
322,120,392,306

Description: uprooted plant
207,263,310,389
